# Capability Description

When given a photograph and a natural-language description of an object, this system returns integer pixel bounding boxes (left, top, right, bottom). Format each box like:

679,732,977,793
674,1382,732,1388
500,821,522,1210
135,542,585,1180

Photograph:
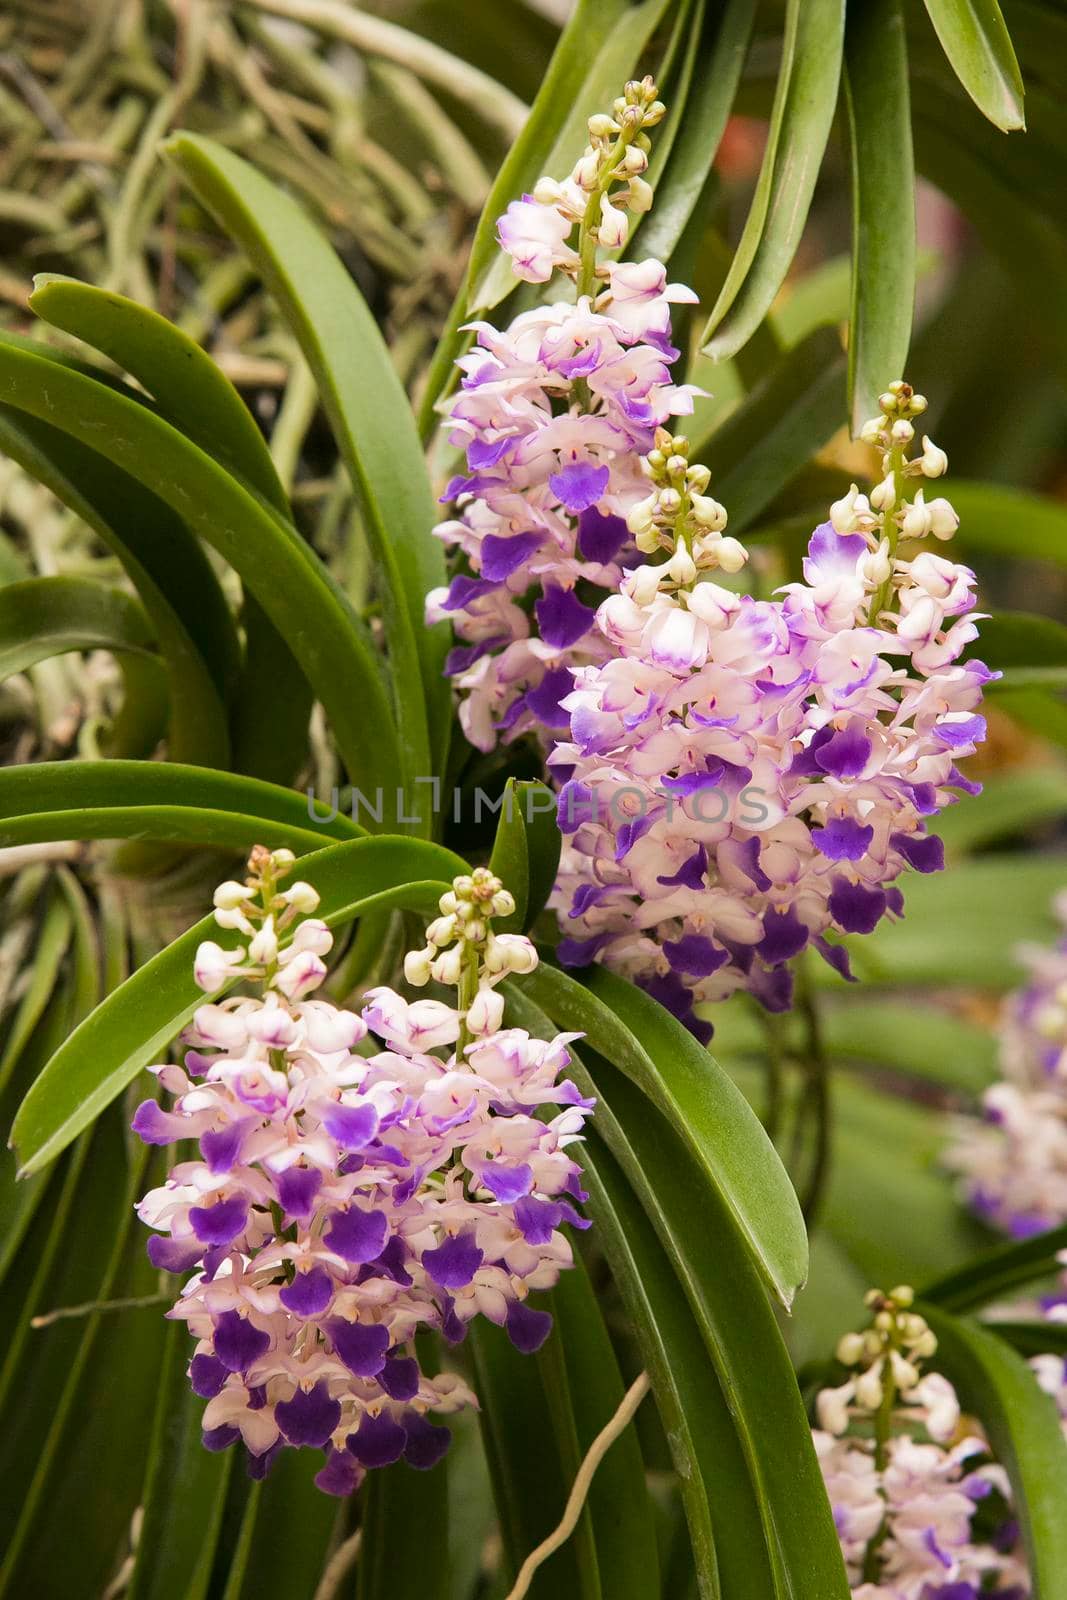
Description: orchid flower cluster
947,894,1067,1238
133,849,592,1496
431,83,988,1037
814,1288,1028,1598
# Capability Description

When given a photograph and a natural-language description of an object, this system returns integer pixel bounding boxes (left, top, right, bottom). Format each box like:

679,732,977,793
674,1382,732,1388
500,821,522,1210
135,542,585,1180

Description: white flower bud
889,1350,919,1390
404,947,433,987
587,113,618,140
854,1366,884,1411
919,435,948,477
214,881,250,911
430,946,464,986
626,564,664,607
214,905,254,935
626,494,657,535
686,463,711,494
282,881,320,914
467,984,505,1037
486,932,538,975
836,1332,865,1366
572,153,600,192
690,493,728,531
868,473,897,511
667,545,697,586
715,537,748,574
248,919,278,966
859,417,885,446
598,194,628,248
926,497,959,540
490,890,516,919
619,145,648,176
829,484,860,534
861,539,892,587
626,176,653,214
890,419,914,446
900,491,932,540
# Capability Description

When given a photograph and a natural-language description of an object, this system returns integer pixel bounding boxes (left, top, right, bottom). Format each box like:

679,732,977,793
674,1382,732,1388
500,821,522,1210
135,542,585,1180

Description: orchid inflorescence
948,892,1067,1239
133,849,592,1496
431,79,989,1039
814,1287,1028,1597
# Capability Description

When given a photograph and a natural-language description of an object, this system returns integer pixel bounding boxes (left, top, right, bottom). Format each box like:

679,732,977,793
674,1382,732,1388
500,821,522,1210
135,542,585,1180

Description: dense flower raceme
948,894,1067,1238
431,77,988,1034
551,393,988,1035
133,851,592,1496
815,1288,1028,1598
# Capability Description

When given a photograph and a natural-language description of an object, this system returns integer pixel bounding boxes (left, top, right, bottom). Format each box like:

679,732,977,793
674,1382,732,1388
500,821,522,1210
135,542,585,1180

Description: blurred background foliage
0,1,1066,1596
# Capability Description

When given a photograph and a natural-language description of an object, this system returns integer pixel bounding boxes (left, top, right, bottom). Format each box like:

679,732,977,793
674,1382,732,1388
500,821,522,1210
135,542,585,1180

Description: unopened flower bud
667,546,697,586
404,947,433,987
869,473,897,511
715,536,748,574
901,492,932,540
249,920,279,967
690,493,728,531
430,946,464,986
627,494,657,535
627,564,664,606
426,914,457,947
927,497,959,540
282,881,320,915
919,436,948,477
572,153,600,192
836,1332,865,1366
598,194,628,248
855,1367,884,1410
467,985,505,1037
891,419,914,446
626,176,653,214
830,484,861,534
214,881,250,911
686,463,711,494
862,540,892,587
587,113,618,140
859,417,886,446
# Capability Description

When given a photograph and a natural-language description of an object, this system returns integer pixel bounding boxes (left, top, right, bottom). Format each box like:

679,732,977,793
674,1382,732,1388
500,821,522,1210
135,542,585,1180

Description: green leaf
577,1050,847,1597
357,1461,450,1600
0,335,401,800
0,398,232,766
823,999,998,1096
630,0,757,265
702,0,846,360
0,759,363,852
987,1320,1067,1359
953,473,1067,563
9,836,467,1176
0,576,168,753
543,1255,661,1599
220,1451,338,1600
694,326,847,533
843,0,915,433
933,767,1067,852
523,963,808,1307
28,274,311,784
488,779,561,934
922,1221,1067,1313
163,133,449,782
968,609,1067,689
126,1324,234,1600
920,1307,1067,1593
0,885,72,1100
922,0,1025,131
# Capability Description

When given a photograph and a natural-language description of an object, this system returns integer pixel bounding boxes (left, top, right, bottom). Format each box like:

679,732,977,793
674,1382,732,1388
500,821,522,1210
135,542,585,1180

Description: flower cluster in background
431,79,988,1039
133,851,592,1495
948,894,1067,1238
814,1287,1028,1597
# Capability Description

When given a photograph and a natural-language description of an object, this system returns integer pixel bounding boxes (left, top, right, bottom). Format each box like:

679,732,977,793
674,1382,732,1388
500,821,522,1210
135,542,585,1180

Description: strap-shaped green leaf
575,1053,848,1598
843,0,916,433
0,575,168,756
163,133,449,784
9,836,467,1176
695,325,847,533
950,480,1067,566
0,759,362,852
921,1307,1067,1594
0,336,400,801
631,0,756,266
524,962,808,1306
922,1220,1067,1313
702,0,846,361
0,402,232,767
29,274,311,784
922,0,1025,132
488,778,561,934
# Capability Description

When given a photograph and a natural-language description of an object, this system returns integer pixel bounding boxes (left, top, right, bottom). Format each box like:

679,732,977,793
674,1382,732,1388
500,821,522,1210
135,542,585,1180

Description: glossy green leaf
358,1460,450,1600
933,767,1067,851
922,1220,1067,1313
29,274,311,783
0,885,72,1100
488,778,561,934
163,133,448,783
10,836,467,1176
126,1323,234,1600
702,0,846,360
0,336,400,800
221,1451,338,1600
575,1048,847,1597
0,575,168,754
631,0,757,265
0,759,362,852
695,326,847,532
968,609,1067,689
0,399,232,767
823,999,998,1096
987,1320,1067,1359
524,962,808,1306
922,0,1025,131
921,1307,1067,1593
843,0,915,433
